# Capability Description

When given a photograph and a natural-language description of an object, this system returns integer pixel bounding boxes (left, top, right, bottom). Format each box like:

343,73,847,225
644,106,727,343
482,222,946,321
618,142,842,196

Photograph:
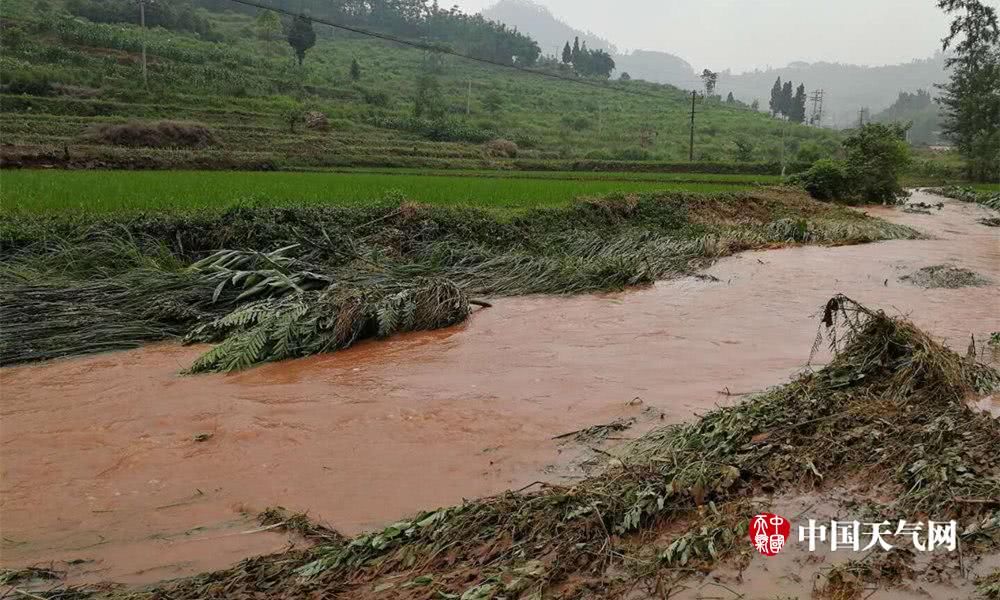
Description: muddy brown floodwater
1,190,998,585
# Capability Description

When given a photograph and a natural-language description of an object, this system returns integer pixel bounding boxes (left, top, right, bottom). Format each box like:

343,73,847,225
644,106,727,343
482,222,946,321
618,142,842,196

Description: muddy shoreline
1,190,998,585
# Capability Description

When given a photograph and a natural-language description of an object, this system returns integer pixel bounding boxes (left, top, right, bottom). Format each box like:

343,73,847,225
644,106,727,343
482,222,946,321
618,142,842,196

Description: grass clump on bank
0,188,921,371
27,297,998,599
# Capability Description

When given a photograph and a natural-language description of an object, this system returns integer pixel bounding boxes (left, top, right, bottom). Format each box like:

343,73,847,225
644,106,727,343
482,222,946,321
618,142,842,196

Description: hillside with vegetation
871,89,943,146
0,0,842,172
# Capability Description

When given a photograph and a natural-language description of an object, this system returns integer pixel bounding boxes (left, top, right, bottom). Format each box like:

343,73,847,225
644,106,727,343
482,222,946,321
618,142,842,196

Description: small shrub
483,91,503,115
614,148,652,161
789,159,852,201
304,111,330,131
356,85,390,107
89,120,217,148
511,134,540,149
1,71,54,96
365,115,498,144
796,140,828,164
733,137,755,162
483,138,518,158
561,115,592,131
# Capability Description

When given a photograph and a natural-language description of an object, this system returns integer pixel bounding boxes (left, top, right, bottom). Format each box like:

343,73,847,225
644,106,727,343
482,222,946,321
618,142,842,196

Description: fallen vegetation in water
931,186,1000,212
980,569,1000,599
902,200,944,214
0,566,63,587
901,264,992,289
13,296,998,599
1,189,921,371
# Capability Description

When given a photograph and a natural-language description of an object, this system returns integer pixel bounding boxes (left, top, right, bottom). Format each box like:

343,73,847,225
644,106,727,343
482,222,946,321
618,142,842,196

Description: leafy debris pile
900,264,991,289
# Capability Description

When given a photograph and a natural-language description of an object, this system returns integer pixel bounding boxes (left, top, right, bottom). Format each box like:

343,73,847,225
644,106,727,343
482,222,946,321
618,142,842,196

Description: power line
225,0,670,101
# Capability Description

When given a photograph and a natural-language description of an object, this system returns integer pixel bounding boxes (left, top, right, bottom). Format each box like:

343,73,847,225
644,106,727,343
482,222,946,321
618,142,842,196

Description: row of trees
768,77,808,123
560,37,616,79
67,0,220,40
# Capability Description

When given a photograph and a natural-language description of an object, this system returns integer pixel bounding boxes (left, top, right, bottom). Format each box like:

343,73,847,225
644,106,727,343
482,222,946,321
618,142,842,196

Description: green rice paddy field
0,170,773,213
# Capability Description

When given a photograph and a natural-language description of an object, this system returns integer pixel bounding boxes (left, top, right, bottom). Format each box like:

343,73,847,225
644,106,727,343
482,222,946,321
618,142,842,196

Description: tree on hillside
780,81,794,117
733,137,755,161
872,89,940,144
413,73,444,119
936,0,1000,181
281,99,306,133
751,99,760,111
287,14,317,66
255,10,282,54
790,84,808,123
843,122,911,202
701,69,718,97
587,49,616,79
350,57,362,81
620,72,631,81
769,77,783,116
726,91,735,103
483,90,504,116
561,40,615,78
793,123,910,203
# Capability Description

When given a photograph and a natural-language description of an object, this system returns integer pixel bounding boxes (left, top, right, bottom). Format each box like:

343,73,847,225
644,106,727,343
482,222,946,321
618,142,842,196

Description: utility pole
780,118,787,177
689,90,696,162
809,89,824,126
858,107,867,128
466,78,471,116
139,0,148,88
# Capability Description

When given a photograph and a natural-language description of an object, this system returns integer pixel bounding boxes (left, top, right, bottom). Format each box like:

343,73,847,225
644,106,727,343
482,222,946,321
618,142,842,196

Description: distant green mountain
481,0,700,88
715,56,950,129
482,0,615,55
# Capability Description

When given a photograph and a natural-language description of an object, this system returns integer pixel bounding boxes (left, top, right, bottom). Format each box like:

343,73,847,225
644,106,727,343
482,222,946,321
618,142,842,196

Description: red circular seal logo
750,513,791,556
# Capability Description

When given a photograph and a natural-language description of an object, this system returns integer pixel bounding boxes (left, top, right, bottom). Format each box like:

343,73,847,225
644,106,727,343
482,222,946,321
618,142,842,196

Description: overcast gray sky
451,0,975,73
